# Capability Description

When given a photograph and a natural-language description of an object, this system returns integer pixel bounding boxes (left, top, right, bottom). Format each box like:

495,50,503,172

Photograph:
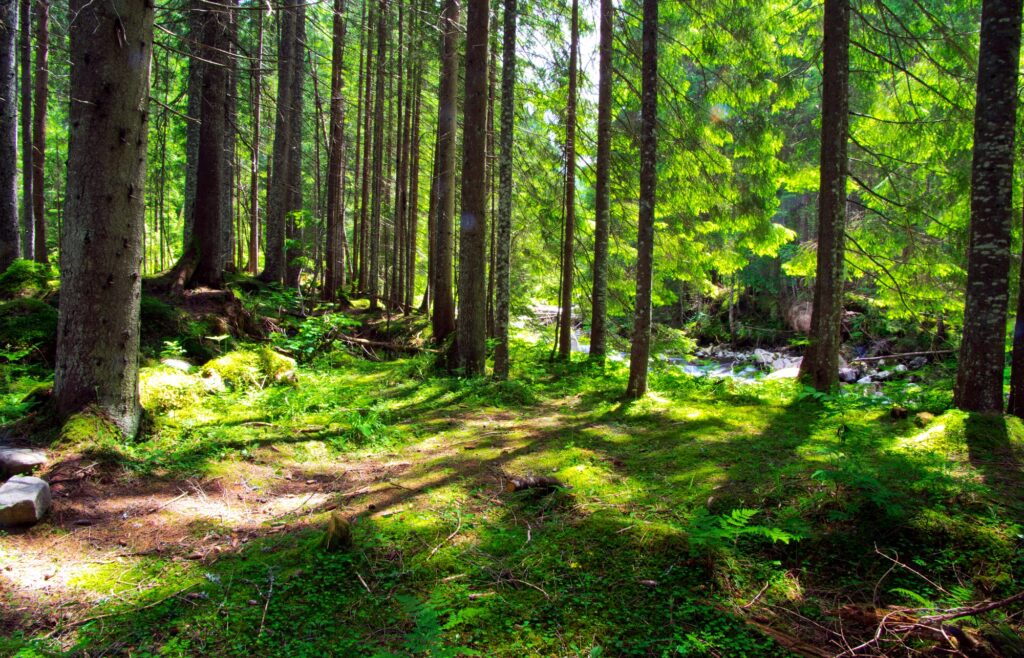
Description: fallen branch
504,475,567,493
851,349,953,363
336,334,438,354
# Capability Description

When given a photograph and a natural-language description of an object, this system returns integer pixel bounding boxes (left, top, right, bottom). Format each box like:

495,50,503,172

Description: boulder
753,348,775,367
0,447,47,478
160,358,194,373
785,300,813,334
765,366,801,380
0,476,51,526
838,367,859,384
908,356,928,370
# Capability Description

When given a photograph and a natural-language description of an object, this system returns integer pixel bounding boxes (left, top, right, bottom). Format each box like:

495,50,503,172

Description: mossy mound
0,298,58,359
139,367,207,413
140,294,225,362
0,259,55,300
201,347,297,390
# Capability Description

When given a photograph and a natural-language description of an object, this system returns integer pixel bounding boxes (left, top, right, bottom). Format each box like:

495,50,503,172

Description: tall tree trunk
284,4,306,289
0,0,17,271
57,0,153,436
367,0,387,308
357,1,375,291
485,8,498,337
247,2,263,274
493,0,517,380
456,0,489,374
405,65,423,311
392,0,408,309
260,2,297,283
182,9,203,251
625,0,657,399
29,0,45,263
325,0,347,300
589,0,612,362
221,0,237,271
958,0,1022,412
431,0,458,342
798,0,850,392
349,0,367,286
17,0,29,257
557,0,579,360
420,127,439,312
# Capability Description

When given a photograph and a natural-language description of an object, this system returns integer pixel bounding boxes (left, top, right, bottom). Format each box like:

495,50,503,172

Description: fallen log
336,334,438,354
504,475,567,493
851,349,953,363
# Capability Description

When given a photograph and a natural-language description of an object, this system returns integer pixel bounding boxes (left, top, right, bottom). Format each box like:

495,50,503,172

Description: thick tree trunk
958,0,1022,412
357,2,375,291
325,0,347,300
220,0,237,271
182,10,203,251
798,0,850,392
247,3,263,274
30,0,45,264
367,0,387,309
493,0,517,380
625,0,657,399
557,0,579,360
17,0,29,257
456,0,489,375
284,3,306,289
420,127,439,313
589,0,612,362
0,0,17,271
259,3,297,283
405,67,422,311
431,0,458,343
56,0,153,436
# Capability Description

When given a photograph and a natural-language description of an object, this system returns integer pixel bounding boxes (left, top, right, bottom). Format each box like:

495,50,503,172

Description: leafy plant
687,508,799,549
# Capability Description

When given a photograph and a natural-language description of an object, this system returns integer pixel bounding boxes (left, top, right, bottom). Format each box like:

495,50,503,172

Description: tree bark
220,0,237,271
366,0,388,308
960,0,1023,412
493,0,516,380
456,0,489,375
589,0,612,362
625,0,657,399
557,0,579,360
431,0,458,343
405,65,423,311
325,0,347,300
798,0,850,392
182,9,203,251
29,0,45,264
284,3,306,289
17,0,29,258
0,0,17,271
247,2,263,274
357,0,375,291
56,0,153,436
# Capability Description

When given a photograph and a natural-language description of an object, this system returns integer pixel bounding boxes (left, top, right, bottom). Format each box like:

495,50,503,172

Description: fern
688,508,799,548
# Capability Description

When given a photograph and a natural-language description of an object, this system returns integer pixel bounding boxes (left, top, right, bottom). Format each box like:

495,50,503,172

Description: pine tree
493,0,517,380
431,0,458,343
589,0,612,363
0,0,17,272
557,0,579,360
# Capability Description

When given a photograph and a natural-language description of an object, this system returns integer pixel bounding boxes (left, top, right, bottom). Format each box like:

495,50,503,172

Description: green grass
2,332,1023,657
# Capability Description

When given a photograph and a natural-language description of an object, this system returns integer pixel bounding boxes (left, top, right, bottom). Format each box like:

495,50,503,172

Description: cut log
504,475,566,493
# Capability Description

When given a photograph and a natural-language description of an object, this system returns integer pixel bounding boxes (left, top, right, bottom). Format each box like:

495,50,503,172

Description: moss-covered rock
0,260,55,300
201,347,297,390
139,367,206,413
0,298,58,359
58,408,124,449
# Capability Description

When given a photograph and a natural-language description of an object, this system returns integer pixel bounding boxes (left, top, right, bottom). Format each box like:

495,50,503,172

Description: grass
1,322,1023,656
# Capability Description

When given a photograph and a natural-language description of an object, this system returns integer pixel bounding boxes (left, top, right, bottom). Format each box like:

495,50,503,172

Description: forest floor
1,298,1023,656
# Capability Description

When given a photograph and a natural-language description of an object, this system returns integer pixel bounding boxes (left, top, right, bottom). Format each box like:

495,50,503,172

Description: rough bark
557,0,579,360
431,0,458,343
220,0,237,270
625,0,657,399
17,0,28,257
259,3,296,283
493,0,516,380
247,2,263,274
405,67,423,311
589,0,612,362
958,0,1023,412
56,0,153,436
182,9,203,251
366,0,387,308
456,0,489,375
325,0,347,300
357,1,375,291
29,0,45,264
798,0,850,392
0,0,17,271
284,2,306,289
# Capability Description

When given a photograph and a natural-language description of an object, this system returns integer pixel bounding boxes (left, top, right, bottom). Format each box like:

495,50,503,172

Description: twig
742,581,771,609
258,572,274,638
356,572,372,593
428,510,463,558
920,589,1024,623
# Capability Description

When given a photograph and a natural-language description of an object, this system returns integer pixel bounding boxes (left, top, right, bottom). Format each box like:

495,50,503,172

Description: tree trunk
958,0,1022,413
29,0,45,264
357,1,375,291
493,0,517,380
247,2,263,274
557,0,579,360
17,0,29,258
325,0,347,300
220,0,237,271
420,126,439,312
366,0,388,308
57,0,153,436
259,3,297,283
284,3,306,289
456,0,489,375
798,0,850,392
432,0,458,343
589,0,612,363
0,0,17,271
405,65,423,311
182,9,203,251
625,0,657,399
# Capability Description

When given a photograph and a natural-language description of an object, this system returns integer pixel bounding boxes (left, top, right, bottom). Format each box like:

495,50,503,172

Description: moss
58,408,123,452
0,298,58,358
139,367,206,413
201,347,296,390
0,259,55,300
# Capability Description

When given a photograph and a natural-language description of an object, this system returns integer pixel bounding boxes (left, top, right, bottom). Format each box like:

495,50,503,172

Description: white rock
856,376,873,384
753,349,775,367
894,364,908,373
765,367,801,380
0,447,47,478
161,358,194,373
0,476,51,526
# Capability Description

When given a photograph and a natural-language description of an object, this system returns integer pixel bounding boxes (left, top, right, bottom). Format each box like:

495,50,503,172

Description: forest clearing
1,0,1024,653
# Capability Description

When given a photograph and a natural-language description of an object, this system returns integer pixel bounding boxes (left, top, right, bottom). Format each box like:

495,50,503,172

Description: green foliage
271,312,361,361
687,508,799,549
201,348,297,390
371,596,481,658
0,259,55,300
0,298,58,358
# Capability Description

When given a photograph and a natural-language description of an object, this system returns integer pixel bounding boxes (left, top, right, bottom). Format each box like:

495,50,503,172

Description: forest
0,0,1023,654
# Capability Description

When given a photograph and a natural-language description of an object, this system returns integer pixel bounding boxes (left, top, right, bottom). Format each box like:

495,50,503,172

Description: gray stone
765,366,801,380
838,367,859,384
161,358,194,373
0,476,51,526
0,447,47,478
909,356,928,370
